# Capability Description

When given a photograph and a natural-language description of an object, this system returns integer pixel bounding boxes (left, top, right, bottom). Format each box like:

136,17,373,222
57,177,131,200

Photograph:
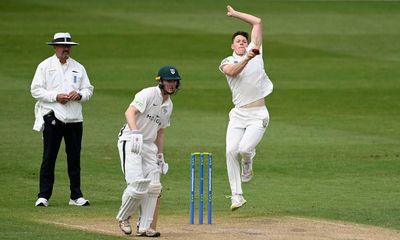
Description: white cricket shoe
119,219,132,235
230,194,247,211
241,159,253,182
35,197,49,207
69,197,90,206
136,228,161,237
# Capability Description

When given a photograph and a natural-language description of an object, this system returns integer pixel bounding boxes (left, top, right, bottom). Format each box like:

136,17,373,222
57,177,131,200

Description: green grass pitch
0,0,399,239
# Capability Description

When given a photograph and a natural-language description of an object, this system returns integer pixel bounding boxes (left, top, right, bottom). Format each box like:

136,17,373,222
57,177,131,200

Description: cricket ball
252,49,260,55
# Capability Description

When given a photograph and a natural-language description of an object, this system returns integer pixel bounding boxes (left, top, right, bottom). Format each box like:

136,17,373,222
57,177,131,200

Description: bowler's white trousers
226,106,269,195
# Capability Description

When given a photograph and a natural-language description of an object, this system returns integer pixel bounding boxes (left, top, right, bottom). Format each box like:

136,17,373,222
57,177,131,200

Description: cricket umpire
31,32,94,207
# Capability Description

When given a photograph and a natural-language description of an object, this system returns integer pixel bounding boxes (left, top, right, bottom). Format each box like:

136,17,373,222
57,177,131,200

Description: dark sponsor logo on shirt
262,118,269,128
146,114,162,126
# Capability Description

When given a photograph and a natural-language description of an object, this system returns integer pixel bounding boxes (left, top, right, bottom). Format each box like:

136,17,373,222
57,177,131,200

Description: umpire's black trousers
38,112,84,200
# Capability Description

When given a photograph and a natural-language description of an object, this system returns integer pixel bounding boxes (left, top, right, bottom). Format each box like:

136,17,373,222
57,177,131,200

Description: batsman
116,66,181,237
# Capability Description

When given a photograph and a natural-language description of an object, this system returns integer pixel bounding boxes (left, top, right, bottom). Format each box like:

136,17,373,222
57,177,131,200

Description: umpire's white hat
47,32,79,46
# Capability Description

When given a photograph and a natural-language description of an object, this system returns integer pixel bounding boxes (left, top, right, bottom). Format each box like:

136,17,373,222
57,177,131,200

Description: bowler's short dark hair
232,31,249,43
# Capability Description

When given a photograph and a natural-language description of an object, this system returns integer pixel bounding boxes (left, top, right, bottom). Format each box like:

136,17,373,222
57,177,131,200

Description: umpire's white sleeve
30,63,58,102
76,66,94,102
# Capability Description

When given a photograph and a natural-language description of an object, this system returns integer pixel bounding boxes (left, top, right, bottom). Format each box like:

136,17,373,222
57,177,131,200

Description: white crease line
37,220,116,235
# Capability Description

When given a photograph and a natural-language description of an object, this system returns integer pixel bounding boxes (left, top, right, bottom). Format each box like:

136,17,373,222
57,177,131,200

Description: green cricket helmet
155,65,181,93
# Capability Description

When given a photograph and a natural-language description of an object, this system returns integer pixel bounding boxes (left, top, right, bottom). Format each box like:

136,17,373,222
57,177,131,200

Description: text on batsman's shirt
119,86,173,143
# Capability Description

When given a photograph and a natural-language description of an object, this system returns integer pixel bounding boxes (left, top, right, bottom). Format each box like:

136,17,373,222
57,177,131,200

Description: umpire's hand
56,93,70,104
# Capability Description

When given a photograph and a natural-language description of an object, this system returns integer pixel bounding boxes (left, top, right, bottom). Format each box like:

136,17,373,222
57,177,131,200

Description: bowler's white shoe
35,197,49,207
230,194,247,211
119,219,132,235
241,159,253,182
69,197,90,206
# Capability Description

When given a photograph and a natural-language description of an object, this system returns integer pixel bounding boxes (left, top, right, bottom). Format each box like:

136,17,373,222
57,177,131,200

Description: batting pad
138,182,162,232
116,179,151,221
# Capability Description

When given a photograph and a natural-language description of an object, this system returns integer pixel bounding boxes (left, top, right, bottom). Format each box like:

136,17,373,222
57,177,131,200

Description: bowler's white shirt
31,55,94,131
219,42,273,108
119,87,173,143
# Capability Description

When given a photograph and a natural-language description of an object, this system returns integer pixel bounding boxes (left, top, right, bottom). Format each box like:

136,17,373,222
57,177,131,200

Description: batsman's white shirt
118,86,172,143
118,86,172,183
31,54,94,131
219,42,273,108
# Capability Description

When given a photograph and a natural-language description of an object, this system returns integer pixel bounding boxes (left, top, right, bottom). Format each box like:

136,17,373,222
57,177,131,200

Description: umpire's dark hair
232,31,249,43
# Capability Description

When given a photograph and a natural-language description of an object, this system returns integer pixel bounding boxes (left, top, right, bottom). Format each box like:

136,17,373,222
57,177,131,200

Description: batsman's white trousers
117,141,158,185
226,106,269,195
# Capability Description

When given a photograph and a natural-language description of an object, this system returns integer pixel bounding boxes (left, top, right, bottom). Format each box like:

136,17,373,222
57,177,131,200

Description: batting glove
157,153,169,175
130,130,143,154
